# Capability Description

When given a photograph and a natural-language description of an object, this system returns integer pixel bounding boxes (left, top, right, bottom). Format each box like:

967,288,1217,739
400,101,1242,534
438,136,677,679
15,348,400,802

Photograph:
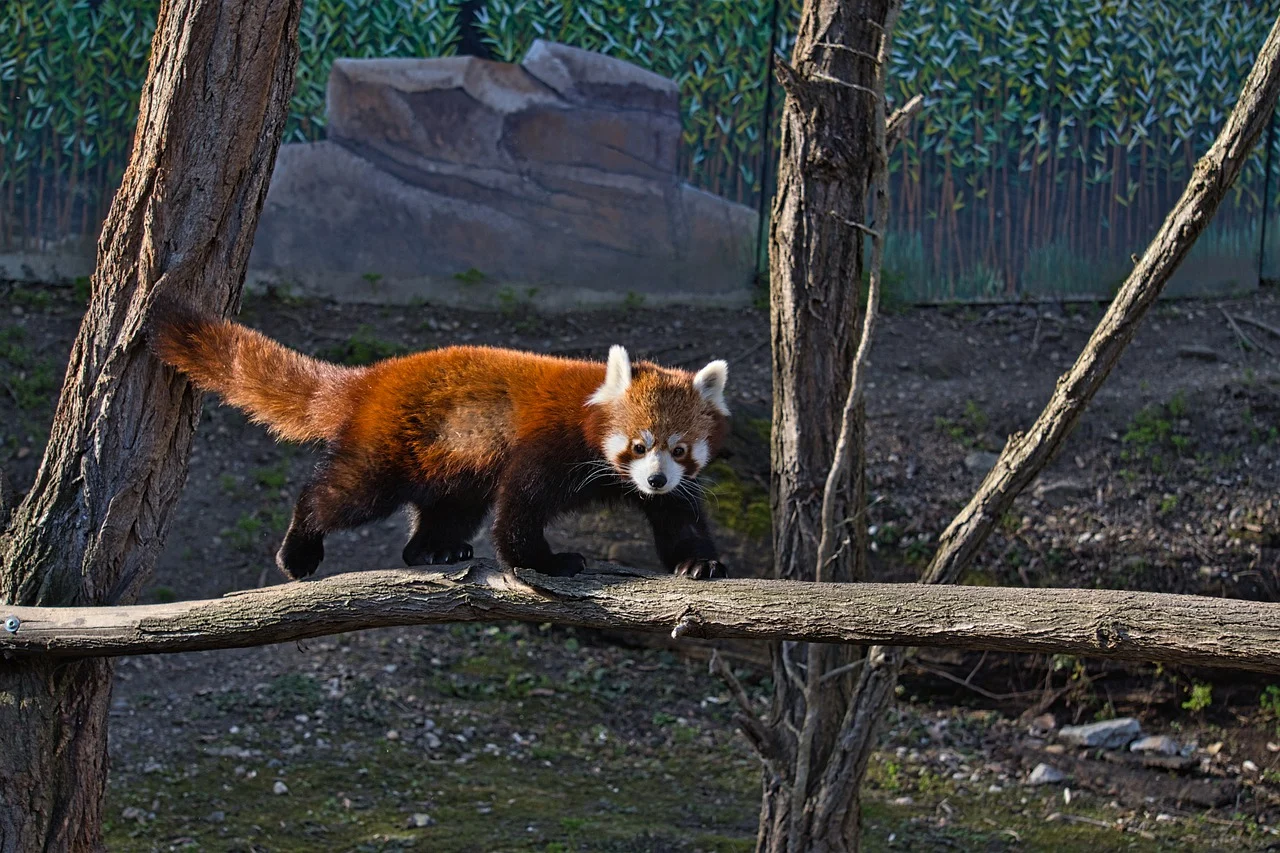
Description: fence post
1260,104,1278,283
754,0,783,274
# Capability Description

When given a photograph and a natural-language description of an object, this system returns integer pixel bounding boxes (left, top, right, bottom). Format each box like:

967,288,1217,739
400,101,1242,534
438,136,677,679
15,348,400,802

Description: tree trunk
0,1,302,848
763,2,897,850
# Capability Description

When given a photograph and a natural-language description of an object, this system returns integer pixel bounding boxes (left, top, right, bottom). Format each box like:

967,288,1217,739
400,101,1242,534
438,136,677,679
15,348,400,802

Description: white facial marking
627,448,683,495
691,438,709,467
586,345,632,406
640,429,654,448
693,359,730,416
667,433,684,448
603,432,628,458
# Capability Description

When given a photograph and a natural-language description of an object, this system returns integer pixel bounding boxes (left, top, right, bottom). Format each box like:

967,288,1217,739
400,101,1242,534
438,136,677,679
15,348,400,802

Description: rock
1177,345,1219,361
250,41,756,308
964,450,1000,475
1058,717,1142,749
272,781,289,795
1028,713,1057,736
522,40,679,112
1034,478,1090,508
1027,763,1066,785
1130,735,1179,756
1243,759,1259,772
407,813,436,828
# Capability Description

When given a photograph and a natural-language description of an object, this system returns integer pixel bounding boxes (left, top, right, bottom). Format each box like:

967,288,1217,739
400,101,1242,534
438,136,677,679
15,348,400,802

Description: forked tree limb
2,562,1279,673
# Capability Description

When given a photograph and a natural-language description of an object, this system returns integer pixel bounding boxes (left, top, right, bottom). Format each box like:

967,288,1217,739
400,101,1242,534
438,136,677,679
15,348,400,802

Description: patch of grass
622,291,645,310
219,473,241,496
935,399,988,448
1182,681,1213,713
1121,391,1195,473
223,512,265,553
253,460,291,490
9,284,52,311
453,267,486,286
319,325,407,366
145,585,178,604
703,460,771,541
745,416,772,444
264,672,324,709
72,276,92,304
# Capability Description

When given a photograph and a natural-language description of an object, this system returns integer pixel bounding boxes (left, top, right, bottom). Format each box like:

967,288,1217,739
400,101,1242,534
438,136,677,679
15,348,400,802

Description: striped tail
149,303,352,443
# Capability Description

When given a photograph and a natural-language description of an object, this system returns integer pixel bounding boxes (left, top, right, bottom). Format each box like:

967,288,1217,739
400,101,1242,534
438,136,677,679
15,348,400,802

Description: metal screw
3,616,18,634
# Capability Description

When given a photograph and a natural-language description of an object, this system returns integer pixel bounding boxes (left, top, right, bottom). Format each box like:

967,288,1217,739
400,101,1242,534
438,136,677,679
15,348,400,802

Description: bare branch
886,93,925,147
1232,313,1280,340
2,562,1280,673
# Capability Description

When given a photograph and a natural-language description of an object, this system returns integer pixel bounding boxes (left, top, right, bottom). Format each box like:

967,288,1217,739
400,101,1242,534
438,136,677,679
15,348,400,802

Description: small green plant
72,276,91,304
622,291,645,310
149,585,177,604
703,460,771,540
1122,391,1195,471
10,285,52,311
935,399,988,447
1260,684,1280,718
361,272,384,291
218,474,241,496
252,460,290,490
223,513,265,553
1158,494,1179,514
318,324,406,366
453,267,486,285
1182,681,1213,713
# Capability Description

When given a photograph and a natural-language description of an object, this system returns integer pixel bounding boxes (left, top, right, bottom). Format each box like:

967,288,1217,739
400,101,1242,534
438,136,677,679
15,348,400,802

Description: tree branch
886,93,924,148
2,561,1279,673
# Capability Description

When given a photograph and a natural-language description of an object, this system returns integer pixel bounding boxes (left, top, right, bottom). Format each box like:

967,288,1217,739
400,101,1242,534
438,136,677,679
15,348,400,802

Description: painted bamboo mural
2,0,1276,298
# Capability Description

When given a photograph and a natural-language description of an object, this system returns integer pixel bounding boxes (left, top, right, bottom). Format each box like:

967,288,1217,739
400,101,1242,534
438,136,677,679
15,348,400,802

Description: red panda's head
587,345,729,497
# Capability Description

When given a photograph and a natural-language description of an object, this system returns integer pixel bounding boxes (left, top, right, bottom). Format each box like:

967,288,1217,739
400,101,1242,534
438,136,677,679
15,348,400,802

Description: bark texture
2,564,1280,673
763,1,900,849
0,1,302,849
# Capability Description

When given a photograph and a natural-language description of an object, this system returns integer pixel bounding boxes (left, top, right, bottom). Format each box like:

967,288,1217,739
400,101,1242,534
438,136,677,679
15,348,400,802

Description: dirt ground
2,280,1280,851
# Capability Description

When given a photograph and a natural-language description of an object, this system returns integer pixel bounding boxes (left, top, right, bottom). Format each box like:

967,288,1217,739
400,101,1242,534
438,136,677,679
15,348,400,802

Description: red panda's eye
631,442,647,456
672,446,686,458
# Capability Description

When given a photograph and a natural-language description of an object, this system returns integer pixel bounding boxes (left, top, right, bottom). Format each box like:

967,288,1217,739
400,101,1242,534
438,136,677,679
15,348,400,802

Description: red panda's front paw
541,552,588,577
674,558,727,580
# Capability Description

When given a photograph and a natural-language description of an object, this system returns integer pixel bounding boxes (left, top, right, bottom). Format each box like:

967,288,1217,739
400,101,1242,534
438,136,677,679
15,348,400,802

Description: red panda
149,305,731,581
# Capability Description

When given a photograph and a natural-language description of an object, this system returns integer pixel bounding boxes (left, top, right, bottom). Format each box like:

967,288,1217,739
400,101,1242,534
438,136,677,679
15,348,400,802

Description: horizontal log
1,561,1278,672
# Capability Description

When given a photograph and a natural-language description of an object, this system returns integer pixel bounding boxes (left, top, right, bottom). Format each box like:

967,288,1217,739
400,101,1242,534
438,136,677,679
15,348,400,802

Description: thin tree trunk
0,1,302,849
761,2,899,850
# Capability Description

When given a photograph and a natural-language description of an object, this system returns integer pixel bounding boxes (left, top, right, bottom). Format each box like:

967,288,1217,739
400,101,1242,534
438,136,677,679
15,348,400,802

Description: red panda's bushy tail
148,301,352,443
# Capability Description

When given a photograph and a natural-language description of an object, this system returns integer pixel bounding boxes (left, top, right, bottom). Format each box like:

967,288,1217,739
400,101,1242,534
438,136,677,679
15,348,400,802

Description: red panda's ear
694,360,729,416
587,345,632,406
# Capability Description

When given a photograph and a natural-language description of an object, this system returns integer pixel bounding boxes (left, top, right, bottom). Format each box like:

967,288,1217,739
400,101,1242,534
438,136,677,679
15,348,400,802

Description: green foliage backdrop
2,0,1278,297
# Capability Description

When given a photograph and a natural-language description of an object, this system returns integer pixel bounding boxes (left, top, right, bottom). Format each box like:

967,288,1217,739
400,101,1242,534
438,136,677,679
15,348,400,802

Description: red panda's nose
648,473,667,489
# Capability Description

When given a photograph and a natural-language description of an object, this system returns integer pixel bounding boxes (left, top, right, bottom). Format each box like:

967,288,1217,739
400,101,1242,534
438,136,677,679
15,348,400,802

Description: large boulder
249,41,755,307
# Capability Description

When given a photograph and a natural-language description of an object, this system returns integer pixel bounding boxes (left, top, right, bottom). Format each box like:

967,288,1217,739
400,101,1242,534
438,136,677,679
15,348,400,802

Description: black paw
540,552,588,577
674,558,727,580
276,535,324,581
403,541,473,566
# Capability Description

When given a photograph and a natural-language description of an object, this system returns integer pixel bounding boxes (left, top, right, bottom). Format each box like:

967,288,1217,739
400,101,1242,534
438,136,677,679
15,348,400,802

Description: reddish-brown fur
149,307,729,580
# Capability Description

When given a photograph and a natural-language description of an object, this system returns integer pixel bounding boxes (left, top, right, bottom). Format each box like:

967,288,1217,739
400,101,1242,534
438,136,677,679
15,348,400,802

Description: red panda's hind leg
275,473,403,580
402,498,488,566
